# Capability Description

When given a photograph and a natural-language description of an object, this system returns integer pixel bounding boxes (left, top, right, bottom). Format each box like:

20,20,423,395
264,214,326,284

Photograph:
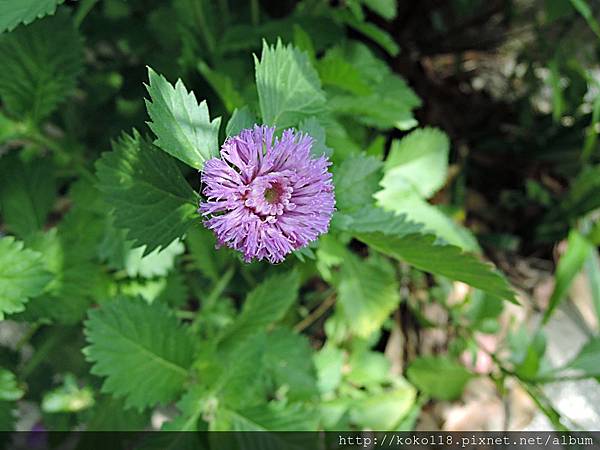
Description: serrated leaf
95,130,198,254
255,39,326,128
225,106,256,137
0,236,50,319
333,154,382,212
99,217,185,278
219,271,300,348
356,232,516,302
84,299,195,411
0,0,65,33
0,12,83,121
145,67,221,170
337,253,401,337
317,49,371,96
332,206,422,235
407,356,474,400
214,402,317,432
0,154,56,238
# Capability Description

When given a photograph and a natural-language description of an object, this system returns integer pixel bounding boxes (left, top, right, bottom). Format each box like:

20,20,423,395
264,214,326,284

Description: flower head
199,125,335,263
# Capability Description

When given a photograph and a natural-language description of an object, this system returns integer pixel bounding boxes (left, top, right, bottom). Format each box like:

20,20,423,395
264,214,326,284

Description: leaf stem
294,293,336,332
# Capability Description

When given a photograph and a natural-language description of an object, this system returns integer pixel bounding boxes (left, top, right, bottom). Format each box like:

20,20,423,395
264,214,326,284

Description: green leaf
317,49,371,96
381,128,450,198
298,116,333,157
95,131,198,254
264,328,319,402
376,192,480,251
0,0,65,33
349,384,415,430
407,356,474,400
0,369,24,401
23,228,107,324
332,206,422,235
186,225,232,282
84,299,195,411
226,106,256,137
197,60,244,113
219,271,300,348
544,230,592,324
41,374,94,413
361,0,397,20
356,232,516,302
255,39,326,128
333,154,382,212
99,218,185,278
86,395,148,431
0,155,56,238
0,236,50,319
336,253,401,337
214,402,317,432
559,338,600,377
145,67,221,170
0,12,83,121
335,10,399,56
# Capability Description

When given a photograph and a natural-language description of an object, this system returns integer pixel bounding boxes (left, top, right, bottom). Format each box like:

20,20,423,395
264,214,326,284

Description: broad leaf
381,128,450,198
264,328,319,402
349,385,415,430
356,232,516,302
0,0,65,33
299,116,333,157
219,271,300,348
0,12,83,121
333,154,382,212
0,236,50,319
145,67,221,169
95,131,198,254
0,155,56,238
84,299,195,411
407,356,474,400
255,39,326,128
559,338,600,377
336,253,401,337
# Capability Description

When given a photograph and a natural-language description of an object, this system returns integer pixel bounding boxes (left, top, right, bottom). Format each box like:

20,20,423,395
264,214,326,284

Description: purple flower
199,125,335,263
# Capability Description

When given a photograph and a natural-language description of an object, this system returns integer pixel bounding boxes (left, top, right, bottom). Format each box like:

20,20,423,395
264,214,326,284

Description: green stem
250,0,260,26
74,0,100,28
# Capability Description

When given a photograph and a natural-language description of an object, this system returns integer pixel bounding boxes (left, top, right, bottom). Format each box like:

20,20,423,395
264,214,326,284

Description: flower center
263,185,281,204
242,172,296,217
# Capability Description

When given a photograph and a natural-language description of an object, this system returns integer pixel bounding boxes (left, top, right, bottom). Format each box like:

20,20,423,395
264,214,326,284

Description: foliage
0,0,598,435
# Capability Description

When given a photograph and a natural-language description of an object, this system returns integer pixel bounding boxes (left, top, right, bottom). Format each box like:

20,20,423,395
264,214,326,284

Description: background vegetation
0,0,599,435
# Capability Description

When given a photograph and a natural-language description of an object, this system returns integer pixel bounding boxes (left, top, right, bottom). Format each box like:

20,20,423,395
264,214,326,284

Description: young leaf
356,232,516,302
0,236,51,319
84,299,195,411
0,12,83,121
145,67,221,170
0,0,64,33
0,155,56,239
407,356,474,400
255,39,326,128
95,131,198,254
336,253,401,337
0,369,24,401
